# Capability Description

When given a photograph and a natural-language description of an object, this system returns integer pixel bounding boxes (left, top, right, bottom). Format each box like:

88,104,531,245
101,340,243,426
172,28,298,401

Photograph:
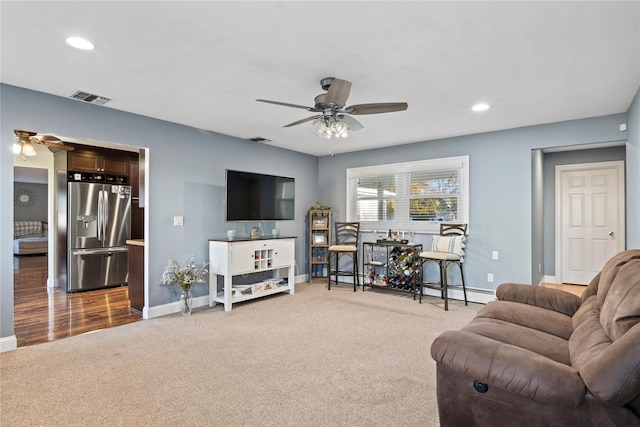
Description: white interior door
557,161,625,285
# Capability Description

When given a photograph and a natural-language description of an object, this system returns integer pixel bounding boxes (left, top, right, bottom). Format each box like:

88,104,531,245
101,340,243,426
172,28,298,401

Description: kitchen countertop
126,239,144,246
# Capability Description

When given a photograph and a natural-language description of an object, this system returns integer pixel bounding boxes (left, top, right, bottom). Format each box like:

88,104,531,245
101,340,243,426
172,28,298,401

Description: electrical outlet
173,216,184,226
492,251,499,260
487,273,494,283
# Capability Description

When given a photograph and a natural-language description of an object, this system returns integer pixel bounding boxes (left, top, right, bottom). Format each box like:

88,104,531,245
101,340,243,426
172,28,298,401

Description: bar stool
419,223,468,310
328,222,360,291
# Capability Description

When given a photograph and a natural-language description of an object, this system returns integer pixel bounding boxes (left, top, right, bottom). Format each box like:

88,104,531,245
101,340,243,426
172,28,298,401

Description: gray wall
542,146,626,275
1,83,319,340
2,82,639,344
318,112,635,292
13,182,48,222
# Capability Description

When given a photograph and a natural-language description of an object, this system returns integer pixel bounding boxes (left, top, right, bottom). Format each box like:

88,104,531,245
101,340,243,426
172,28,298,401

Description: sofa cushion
496,283,582,317
572,295,599,330
570,308,611,372
431,330,585,407
596,251,640,309
578,324,640,406
14,220,45,238
569,255,640,406
600,258,640,340
462,317,570,364
475,300,574,340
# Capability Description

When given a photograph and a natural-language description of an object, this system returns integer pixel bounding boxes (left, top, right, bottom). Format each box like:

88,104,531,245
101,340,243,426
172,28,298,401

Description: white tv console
208,237,296,311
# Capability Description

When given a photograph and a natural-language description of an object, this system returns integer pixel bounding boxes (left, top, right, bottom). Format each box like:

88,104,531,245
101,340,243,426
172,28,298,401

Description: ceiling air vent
69,90,111,105
248,137,271,143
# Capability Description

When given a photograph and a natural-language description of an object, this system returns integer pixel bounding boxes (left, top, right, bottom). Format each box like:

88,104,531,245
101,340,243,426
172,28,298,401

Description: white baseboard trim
145,295,210,319
419,286,496,305
324,273,496,305
542,275,558,285
146,274,308,319
0,335,18,353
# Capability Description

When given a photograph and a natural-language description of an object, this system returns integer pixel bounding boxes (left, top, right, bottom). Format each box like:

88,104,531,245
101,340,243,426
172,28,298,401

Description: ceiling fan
14,129,75,157
256,77,408,138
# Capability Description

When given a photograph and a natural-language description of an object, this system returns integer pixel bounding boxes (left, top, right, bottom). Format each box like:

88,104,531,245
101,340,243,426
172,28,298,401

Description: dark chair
418,223,468,310
328,222,360,291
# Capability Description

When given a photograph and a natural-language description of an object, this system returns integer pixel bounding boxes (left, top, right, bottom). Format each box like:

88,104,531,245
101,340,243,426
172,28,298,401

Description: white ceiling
2,1,639,156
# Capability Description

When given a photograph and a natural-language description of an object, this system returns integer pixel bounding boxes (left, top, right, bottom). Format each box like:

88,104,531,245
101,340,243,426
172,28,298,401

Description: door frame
554,160,625,284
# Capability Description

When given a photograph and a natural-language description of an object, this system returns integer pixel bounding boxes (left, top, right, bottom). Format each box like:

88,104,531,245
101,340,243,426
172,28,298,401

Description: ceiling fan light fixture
310,116,350,139
22,140,37,156
330,120,350,138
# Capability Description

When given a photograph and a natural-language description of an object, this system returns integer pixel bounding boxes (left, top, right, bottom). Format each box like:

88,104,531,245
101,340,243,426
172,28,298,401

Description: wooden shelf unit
308,210,331,281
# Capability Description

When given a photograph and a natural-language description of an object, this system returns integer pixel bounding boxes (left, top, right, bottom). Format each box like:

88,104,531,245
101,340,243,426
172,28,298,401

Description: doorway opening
12,132,146,347
532,142,626,287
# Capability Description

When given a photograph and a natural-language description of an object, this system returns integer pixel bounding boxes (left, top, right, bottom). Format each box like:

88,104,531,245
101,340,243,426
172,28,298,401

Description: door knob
609,231,615,237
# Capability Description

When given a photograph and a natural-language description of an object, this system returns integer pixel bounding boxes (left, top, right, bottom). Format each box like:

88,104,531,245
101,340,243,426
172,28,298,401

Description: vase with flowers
161,256,209,315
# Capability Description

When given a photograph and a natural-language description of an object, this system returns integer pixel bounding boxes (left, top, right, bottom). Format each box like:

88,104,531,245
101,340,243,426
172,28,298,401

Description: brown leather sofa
431,249,640,427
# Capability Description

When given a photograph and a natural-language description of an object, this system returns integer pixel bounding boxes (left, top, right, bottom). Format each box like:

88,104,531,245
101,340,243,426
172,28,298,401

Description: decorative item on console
161,256,209,316
375,229,414,244
310,201,331,211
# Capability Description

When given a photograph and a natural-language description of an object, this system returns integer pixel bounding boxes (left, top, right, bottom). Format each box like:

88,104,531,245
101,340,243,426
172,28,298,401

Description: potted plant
161,256,209,315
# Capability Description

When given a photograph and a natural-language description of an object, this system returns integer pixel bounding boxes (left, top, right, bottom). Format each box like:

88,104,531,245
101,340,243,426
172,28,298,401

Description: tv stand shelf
208,237,296,311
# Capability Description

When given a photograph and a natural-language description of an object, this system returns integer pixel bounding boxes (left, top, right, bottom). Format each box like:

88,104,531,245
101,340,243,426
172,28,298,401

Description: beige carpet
1,282,481,427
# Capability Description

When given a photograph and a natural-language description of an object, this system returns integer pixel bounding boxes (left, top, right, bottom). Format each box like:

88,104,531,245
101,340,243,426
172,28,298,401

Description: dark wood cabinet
68,151,129,174
129,159,144,239
127,241,144,313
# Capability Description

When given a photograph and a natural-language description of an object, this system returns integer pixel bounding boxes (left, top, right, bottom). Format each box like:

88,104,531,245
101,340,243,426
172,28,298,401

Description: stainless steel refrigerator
67,182,131,292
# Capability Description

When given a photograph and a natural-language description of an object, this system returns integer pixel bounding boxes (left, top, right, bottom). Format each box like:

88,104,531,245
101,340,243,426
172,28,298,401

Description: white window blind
347,156,469,233
276,180,295,219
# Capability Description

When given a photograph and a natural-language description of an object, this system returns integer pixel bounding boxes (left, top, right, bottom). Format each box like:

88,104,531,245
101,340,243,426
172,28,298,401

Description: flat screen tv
225,170,295,221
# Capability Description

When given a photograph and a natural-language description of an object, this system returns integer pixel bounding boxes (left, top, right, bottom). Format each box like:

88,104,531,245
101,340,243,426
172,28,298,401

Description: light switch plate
173,216,184,226
492,251,499,260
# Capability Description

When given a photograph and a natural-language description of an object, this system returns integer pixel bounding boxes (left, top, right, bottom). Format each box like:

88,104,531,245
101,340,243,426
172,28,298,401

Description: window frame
346,155,469,234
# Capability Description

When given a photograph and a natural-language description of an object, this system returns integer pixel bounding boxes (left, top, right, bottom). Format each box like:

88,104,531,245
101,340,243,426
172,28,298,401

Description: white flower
161,256,209,292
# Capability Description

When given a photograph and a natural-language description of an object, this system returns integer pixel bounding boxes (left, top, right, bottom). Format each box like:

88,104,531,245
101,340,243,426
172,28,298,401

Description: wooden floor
542,282,586,298
13,255,142,348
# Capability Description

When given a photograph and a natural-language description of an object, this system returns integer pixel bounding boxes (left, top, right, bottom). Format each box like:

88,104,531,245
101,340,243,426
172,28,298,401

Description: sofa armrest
431,330,585,407
496,283,582,316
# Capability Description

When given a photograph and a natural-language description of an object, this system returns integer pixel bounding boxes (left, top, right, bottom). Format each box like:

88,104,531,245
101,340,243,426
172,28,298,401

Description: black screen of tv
226,170,295,221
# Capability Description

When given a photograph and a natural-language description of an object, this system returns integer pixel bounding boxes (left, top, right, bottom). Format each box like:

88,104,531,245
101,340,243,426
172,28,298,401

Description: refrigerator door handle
97,190,103,242
103,189,109,239
71,247,129,256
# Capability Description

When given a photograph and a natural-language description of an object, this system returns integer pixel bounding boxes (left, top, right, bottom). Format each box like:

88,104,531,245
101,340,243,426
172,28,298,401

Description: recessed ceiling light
65,37,94,50
472,103,490,112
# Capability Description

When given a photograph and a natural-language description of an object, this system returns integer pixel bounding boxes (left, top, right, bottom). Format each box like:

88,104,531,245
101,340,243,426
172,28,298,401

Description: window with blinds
346,156,469,233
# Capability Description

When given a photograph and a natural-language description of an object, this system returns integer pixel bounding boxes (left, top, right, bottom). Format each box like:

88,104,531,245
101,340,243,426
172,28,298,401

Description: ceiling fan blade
346,102,408,115
338,115,364,132
37,134,62,143
283,115,321,128
39,140,75,151
256,99,319,112
31,135,75,151
325,79,352,106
